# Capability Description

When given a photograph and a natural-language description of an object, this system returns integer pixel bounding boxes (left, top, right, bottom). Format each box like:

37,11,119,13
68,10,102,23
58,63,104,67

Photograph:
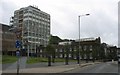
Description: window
69,48,72,52
90,45,92,51
84,46,87,51
69,54,71,57
59,49,63,52
60,54,62,58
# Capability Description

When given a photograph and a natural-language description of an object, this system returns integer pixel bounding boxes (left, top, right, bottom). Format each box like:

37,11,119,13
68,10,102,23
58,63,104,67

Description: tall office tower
11,5,50,55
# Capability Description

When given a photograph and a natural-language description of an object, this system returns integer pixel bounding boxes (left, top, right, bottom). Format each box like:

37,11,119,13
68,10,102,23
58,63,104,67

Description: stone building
106,45,117,61
35,37,117,62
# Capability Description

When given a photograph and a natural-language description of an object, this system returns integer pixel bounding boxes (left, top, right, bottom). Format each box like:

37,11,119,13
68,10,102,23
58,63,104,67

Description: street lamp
78,14,90,65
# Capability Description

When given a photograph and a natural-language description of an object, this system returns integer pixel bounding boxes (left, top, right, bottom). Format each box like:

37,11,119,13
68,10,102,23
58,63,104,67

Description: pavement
2,57,27,70
2,61,101,73
2,56,104,73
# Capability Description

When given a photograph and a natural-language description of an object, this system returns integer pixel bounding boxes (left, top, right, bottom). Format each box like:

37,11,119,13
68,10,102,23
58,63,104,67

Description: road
2,61,119,75
64,62,118,73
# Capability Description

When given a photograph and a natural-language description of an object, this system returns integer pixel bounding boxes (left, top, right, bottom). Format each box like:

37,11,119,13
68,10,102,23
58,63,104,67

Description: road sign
16,40,21,48
16,50,20,57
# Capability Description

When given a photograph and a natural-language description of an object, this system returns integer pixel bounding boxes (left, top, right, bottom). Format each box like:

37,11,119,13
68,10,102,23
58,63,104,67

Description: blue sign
16,50,20,57
15,40,21,48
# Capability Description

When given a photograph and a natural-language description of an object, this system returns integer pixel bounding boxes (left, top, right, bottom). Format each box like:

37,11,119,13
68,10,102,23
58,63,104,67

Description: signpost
16,50,20,57
16,40,21,75
16,40,21,48
9,17,22,75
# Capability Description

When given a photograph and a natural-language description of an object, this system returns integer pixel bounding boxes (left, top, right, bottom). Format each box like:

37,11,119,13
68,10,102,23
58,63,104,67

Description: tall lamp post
78,14,90,65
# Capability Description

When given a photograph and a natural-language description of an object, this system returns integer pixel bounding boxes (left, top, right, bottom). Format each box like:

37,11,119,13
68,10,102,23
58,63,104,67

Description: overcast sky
0,0,119,46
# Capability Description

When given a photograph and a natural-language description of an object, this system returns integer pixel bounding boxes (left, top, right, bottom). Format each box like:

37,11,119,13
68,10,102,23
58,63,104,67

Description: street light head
79,14,90,17
86,14,90,16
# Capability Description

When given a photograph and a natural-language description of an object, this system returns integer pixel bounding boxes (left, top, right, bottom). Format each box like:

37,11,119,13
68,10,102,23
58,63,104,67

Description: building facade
0,23,16,55
107,45,117,61
11,5,50,56
34,37,117,62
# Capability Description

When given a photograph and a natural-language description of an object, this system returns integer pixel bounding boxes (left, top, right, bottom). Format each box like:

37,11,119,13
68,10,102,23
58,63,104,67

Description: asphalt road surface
64,62,118,73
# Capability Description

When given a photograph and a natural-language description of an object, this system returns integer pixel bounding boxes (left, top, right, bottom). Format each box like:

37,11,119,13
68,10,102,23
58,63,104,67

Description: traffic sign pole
10,20,22,75
16,49,20,75
16,40,21,75
17,57,19,75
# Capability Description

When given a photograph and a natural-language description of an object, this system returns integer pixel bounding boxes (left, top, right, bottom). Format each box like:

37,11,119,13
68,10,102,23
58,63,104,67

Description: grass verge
2,55,18,64
27,57,77,64
27,57,48,64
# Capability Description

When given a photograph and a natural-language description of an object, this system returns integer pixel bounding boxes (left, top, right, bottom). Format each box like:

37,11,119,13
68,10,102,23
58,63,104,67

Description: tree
45,44,55,66
48,35,59,63
51,46,55,63
86,46,90,63
80,46,84,60
76,46,79,64
36,45,44,57
99,45,106,62
64,43,69,65
49,35,62,45
92,46,97,62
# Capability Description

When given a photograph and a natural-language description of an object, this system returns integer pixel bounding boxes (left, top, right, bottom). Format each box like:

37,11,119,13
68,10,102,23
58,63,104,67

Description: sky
0,0,119,46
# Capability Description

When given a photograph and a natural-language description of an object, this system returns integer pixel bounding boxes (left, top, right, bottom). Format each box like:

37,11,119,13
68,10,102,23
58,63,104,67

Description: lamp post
78,14,90,65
